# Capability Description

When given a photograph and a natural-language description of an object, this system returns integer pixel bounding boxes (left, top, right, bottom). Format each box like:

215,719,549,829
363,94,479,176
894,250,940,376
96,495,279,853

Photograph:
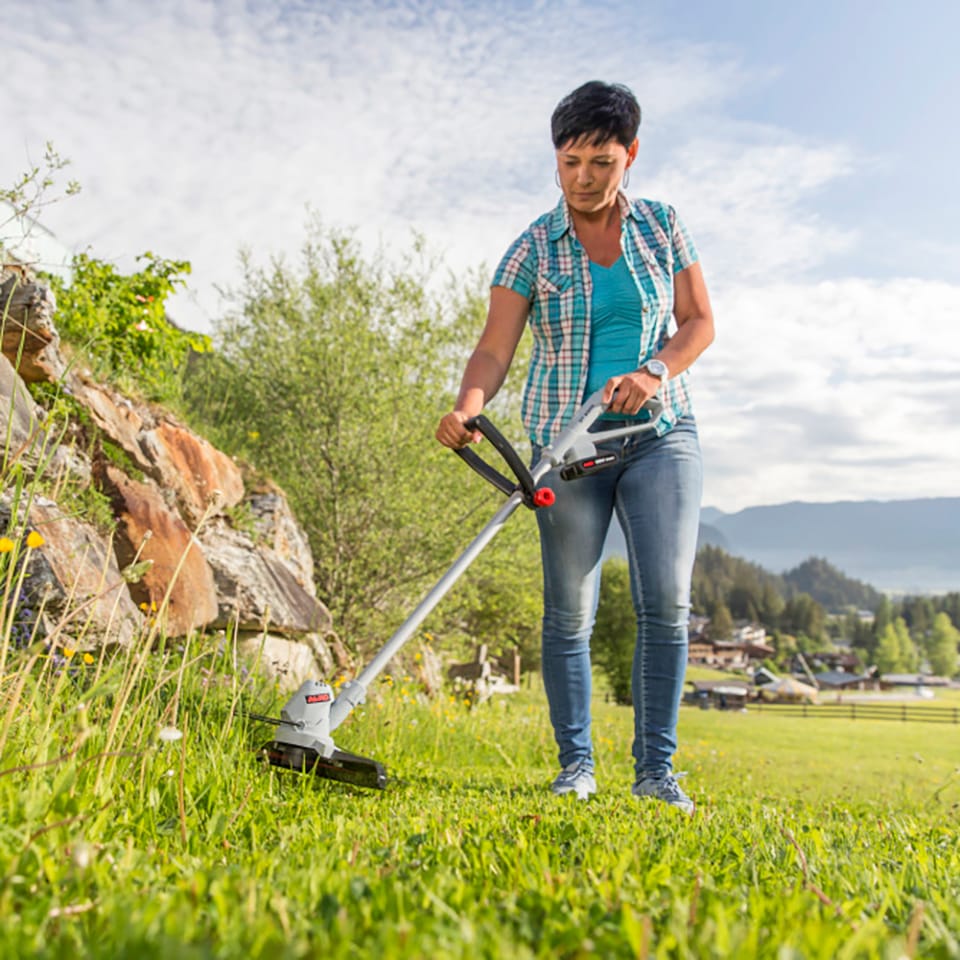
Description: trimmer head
264,740,388,790
255,679,388,791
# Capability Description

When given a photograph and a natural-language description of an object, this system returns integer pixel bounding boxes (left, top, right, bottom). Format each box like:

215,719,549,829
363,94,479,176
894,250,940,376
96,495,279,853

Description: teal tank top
583,257,648,418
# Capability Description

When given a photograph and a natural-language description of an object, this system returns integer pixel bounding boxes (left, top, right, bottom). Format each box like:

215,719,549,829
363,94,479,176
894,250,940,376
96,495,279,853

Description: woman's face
555,135,638,215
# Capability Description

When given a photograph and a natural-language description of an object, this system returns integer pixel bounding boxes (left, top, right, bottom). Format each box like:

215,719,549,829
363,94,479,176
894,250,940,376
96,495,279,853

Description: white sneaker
551,759,596,800
632,772,694,814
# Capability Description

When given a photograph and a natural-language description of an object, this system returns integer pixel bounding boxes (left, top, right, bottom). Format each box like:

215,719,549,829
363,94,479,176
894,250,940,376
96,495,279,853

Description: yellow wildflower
82,653,95,665
63,648,76,659
0,537,14,553
26,531,45,549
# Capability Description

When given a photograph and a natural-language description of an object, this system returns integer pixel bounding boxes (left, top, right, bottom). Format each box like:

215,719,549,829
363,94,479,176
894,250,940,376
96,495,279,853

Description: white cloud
695,277,960,509
3,0,753,322
4,0,958,513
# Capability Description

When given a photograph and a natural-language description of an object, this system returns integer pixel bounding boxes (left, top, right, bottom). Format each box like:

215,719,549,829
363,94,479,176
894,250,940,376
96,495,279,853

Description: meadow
1,642,958,960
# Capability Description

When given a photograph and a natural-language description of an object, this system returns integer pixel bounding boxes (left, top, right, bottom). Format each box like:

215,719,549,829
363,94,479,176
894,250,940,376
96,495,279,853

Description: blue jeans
534,416,702,780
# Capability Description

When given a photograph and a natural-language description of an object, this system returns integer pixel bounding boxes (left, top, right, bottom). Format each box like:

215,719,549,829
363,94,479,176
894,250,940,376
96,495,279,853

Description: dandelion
0,537,14,553
158,726,183,743
82,653,95,665
25,531,45,549
63,647,76,659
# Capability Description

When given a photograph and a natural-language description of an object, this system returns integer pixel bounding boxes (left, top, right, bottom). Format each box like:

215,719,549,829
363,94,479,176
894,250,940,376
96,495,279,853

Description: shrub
48,252,210,404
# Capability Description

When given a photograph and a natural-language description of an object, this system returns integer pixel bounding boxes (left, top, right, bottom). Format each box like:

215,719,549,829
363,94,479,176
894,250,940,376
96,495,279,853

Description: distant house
811,650,862,672
687,620,773,668
732,623,768,646
880,673,952,689
813,670,878,691
752,666,779,686
758,676,818,703
684,679,751,710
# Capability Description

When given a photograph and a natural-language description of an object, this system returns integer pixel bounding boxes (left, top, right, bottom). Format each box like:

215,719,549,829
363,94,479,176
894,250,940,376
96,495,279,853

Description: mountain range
606,497,960,596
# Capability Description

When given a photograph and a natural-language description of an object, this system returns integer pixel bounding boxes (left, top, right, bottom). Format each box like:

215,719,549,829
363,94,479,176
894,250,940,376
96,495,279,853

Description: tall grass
2,623,958,959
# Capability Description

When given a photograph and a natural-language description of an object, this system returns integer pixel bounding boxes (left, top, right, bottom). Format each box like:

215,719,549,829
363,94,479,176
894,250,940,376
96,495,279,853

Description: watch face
646,359,668,379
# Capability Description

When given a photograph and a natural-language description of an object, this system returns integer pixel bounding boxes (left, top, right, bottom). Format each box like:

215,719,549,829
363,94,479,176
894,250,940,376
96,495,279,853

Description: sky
4,0,959,513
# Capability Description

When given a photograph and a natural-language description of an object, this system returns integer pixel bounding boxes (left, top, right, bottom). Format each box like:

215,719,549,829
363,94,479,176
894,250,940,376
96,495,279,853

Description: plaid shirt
492,192,699,446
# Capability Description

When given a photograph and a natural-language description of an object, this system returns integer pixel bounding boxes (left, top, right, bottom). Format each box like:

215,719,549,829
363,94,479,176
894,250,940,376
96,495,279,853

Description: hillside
707,498,960,594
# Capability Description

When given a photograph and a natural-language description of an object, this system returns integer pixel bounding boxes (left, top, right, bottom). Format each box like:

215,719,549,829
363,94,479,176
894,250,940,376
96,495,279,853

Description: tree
185,225,535,652
843,610,877,661
902,595,935,650
875,623,902,674
780,593,826,643
873,595,893,639
893,617,917,673
591,558,635,705
928,612,959,678
709,601,734,641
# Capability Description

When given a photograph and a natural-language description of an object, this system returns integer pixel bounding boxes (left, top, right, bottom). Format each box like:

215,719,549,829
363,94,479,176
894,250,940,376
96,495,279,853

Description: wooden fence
751,700,960,725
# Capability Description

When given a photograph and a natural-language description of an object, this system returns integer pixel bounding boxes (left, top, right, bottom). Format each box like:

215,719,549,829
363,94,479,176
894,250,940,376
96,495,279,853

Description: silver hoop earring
555,170,561,188
622,168,631,189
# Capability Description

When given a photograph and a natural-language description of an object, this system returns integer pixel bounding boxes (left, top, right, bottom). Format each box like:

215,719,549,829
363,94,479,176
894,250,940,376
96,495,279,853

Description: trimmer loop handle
454,415,554,508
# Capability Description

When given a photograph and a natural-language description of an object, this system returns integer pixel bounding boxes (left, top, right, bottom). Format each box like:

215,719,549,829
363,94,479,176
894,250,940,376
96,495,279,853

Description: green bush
49,252,210,404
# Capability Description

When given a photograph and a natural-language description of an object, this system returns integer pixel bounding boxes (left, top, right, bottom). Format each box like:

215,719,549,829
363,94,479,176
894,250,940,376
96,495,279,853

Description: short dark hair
550,81,641,149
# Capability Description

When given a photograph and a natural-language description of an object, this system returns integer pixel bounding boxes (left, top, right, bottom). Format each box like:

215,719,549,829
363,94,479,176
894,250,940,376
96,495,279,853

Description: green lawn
1,647,958,959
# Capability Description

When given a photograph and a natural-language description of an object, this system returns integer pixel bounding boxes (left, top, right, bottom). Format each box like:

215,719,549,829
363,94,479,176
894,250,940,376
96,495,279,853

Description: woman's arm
603,261,715,415
435,286,530,448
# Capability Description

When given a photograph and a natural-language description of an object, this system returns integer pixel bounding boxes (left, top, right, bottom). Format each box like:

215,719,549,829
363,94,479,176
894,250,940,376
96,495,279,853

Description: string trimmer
255,390,662,789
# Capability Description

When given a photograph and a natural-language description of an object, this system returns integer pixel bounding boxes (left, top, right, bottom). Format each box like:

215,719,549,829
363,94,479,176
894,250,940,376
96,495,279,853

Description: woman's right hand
436,410,481,449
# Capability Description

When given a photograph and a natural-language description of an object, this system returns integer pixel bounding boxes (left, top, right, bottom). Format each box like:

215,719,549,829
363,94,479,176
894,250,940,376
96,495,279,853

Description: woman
436,81,714,813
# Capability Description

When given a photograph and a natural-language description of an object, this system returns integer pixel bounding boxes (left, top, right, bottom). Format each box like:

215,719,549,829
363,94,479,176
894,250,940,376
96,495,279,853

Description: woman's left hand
602,370,662,415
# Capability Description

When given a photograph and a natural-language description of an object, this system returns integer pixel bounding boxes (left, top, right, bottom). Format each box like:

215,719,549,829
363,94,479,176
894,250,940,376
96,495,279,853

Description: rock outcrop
1,268,334,679
25,498,142,646
0,273,64,382
197,519,330,634
101,464,220,637
0,351,42,461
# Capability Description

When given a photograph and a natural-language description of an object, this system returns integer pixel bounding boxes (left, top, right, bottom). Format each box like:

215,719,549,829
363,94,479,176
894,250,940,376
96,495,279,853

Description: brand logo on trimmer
306,693,332,703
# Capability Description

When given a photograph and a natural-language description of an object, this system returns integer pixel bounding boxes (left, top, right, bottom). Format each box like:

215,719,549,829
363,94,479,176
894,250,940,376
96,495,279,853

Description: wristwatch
640,358,669,384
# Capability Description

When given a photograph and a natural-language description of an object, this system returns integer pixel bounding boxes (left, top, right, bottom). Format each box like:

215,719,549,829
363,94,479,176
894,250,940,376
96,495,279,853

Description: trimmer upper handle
454,415,553,508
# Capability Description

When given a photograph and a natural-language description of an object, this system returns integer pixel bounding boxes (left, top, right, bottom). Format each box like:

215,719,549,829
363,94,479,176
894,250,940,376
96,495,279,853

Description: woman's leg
614,418,702,779
535,454,617,770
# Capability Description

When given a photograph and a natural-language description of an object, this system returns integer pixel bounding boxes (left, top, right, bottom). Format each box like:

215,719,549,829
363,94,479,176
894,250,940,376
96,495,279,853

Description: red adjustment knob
532,488,556,508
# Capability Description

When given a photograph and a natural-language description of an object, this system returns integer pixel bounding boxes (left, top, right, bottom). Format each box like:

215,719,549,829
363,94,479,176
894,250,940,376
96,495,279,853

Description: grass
1,644,958,960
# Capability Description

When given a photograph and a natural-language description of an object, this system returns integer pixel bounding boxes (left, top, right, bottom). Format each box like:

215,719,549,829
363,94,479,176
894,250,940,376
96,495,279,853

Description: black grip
454,414,537,503
454,446,518,498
